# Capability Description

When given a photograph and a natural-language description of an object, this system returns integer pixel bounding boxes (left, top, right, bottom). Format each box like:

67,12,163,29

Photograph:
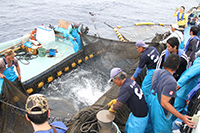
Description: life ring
30,28,37,40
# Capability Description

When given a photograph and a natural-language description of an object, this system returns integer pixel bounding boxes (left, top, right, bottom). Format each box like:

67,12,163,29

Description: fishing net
0,32,165,132
0,78,32,133
111,24,171,42
65,34,165,133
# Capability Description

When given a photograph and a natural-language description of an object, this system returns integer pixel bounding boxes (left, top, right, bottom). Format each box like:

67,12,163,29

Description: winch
96,110,120,133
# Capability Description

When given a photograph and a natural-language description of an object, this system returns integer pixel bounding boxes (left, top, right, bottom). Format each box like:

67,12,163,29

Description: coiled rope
79,104,108,132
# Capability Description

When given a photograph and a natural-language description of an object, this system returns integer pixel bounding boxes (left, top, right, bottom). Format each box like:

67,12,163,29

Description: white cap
171,24,179,30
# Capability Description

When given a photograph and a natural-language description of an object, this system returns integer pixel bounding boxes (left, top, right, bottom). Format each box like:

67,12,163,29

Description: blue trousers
125,112,149,133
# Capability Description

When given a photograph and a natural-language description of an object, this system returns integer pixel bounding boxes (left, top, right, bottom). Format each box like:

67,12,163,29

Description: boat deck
18,37,74,83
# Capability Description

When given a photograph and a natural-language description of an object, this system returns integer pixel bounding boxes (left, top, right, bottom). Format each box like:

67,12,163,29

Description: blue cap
135,40,149,48
108,67,122,83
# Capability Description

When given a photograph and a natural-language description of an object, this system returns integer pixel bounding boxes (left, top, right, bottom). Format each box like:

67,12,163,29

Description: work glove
107,99,117,107
109,105,116,113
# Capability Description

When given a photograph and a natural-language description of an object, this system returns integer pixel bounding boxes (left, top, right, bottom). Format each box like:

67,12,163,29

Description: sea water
0,0,198,43
0,0,199,115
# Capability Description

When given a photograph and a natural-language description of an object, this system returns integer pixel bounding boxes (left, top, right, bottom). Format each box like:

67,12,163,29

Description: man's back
118,79,148,117
139,46,159,70
151,69,177,114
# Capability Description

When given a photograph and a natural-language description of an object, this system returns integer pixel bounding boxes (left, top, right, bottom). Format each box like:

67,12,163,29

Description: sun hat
108,67,123,83
25,94,49,115
135,40,149,48
4,49,16,57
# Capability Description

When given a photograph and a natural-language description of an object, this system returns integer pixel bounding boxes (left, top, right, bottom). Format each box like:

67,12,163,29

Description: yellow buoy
85,56,89,61
78,59,82,64
121,38,124,42
159,23,164,26
47,76,53,83
116,31,119,34
89,54,94,59
71,62,76,68
57,71,62,77
13,96,19,102
117,33,121,36
117,26,121,29
113,28,117,32
64,66,69,72
27,88,33,94
38,82,44,88
119,36,123,39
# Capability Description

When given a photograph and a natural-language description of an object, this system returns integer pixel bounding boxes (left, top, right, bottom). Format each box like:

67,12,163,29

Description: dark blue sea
0,0,199,115
0,0,199,43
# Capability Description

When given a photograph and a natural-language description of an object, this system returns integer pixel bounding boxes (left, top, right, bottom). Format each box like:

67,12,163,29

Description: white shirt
161,30,184,44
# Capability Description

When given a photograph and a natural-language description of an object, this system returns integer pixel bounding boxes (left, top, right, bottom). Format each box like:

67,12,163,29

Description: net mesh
65,34,165,133
0,78,33,133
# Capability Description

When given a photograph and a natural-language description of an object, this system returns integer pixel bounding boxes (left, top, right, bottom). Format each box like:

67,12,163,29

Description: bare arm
16,65,21,81
173,8,178,17
0,73,5,78
161,94,194,128
131,77,135,80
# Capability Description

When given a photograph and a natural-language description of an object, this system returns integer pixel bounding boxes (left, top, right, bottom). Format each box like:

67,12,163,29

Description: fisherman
25,94,68,133
198,15,200,37
30,28,37,41
0,49,21,90
184,26,200,67
68,22,82,53
142,54,194,132
130,40,159,81
174,50,200,118
156,37,188,81
173,6,188,33
107,67,148,133
159,24,184,49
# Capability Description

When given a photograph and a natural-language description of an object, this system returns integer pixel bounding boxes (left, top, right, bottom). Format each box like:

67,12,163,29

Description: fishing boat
0,19,106,94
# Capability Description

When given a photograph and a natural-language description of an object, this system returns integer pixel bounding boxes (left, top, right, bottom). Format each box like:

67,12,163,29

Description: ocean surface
0,0,199,116
1,0,199,43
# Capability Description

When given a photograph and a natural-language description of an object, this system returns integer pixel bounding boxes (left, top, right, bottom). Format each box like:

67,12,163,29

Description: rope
0,99,26,112
15,51,38,65
79,104,108,132
89,12,100,37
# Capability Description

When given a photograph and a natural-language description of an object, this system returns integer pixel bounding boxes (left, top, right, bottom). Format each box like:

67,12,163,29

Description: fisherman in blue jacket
174,50,200,118
68,22,82,53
